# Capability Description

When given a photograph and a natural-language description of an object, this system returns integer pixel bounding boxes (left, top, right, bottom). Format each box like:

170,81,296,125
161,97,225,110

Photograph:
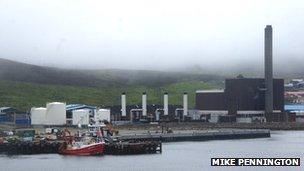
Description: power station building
195,25,286,122
196,78,285,122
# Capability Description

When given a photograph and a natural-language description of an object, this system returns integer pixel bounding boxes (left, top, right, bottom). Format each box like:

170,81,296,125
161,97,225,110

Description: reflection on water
0,131,303,171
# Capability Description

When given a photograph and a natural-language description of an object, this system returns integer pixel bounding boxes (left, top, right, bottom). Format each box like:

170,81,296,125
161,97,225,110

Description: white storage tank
72,109,90,125
45,102,66,125
95,109,111,122
30,107,47,125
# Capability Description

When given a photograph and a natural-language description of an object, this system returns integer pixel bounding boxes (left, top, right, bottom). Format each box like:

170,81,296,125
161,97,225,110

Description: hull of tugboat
59,142,105,156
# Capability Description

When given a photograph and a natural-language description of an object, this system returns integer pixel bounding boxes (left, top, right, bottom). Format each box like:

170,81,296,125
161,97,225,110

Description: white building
72,109,90,125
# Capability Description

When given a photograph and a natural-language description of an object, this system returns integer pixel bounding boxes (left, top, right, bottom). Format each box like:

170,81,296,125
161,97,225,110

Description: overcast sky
0,0,303,70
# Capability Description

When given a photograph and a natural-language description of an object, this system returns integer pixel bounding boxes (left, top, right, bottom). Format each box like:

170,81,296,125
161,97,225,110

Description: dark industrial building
195,25,287,122
225,78,284,114
196,78,284,115
196,90,226,110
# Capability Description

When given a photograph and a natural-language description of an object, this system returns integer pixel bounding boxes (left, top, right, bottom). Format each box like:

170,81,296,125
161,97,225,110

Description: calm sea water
0,131,303,171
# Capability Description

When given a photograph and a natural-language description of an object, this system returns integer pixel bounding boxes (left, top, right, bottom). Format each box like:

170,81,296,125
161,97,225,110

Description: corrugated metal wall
195,92,226,110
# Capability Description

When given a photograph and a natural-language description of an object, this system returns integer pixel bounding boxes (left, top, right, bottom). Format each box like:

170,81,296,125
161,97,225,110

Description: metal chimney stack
142,92,147,116
121,92,126,116
265,25,273,114
164,92,169,115
183,92,188,116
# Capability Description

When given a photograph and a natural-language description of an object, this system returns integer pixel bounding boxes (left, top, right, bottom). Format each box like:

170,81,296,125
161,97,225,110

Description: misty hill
184,59,304,79
0,58,224,87
0,58,225,110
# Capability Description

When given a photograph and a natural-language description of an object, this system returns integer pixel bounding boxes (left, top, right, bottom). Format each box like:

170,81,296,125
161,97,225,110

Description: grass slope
0,80,214,111
0,58,224,88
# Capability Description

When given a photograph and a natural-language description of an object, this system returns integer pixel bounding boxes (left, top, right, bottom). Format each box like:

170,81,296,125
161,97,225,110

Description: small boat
59,125,106,156
59,141,104,156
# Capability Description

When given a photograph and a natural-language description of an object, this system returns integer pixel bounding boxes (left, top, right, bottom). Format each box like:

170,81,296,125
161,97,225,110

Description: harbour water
0,131,303,171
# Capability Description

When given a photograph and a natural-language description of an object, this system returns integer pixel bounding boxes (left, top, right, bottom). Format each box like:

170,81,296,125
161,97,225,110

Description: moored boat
59,141,104,156
59,124,106,156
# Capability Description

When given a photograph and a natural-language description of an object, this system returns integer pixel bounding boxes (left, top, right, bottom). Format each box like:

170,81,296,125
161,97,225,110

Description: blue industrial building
0,107,30,125
284,104,304,122
285,104,304,112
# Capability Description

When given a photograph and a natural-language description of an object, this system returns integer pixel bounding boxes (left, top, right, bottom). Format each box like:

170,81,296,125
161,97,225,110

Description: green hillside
0,80,215,111
0,58,224,88
0,58,222,111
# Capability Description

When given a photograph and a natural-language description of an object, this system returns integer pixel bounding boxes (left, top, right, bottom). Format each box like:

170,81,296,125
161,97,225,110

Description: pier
0,140,162,155
0,129,270,155
105,141,162,155
0,140,61,155
113,129,270,142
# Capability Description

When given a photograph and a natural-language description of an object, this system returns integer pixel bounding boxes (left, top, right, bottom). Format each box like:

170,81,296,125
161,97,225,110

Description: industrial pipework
155,92,169,121
128,92,147,122
175,92,189,121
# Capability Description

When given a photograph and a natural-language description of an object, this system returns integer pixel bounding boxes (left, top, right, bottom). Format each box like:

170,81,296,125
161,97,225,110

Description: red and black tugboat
59,124,106,156
59,141,104,156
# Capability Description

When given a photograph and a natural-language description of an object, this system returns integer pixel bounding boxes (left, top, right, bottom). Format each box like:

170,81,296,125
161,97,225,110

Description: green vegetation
0,58,221,111
0,80,215,111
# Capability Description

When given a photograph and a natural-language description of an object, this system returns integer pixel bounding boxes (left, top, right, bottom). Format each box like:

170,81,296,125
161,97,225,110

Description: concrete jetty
113,129,270,142
0,129,270,155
